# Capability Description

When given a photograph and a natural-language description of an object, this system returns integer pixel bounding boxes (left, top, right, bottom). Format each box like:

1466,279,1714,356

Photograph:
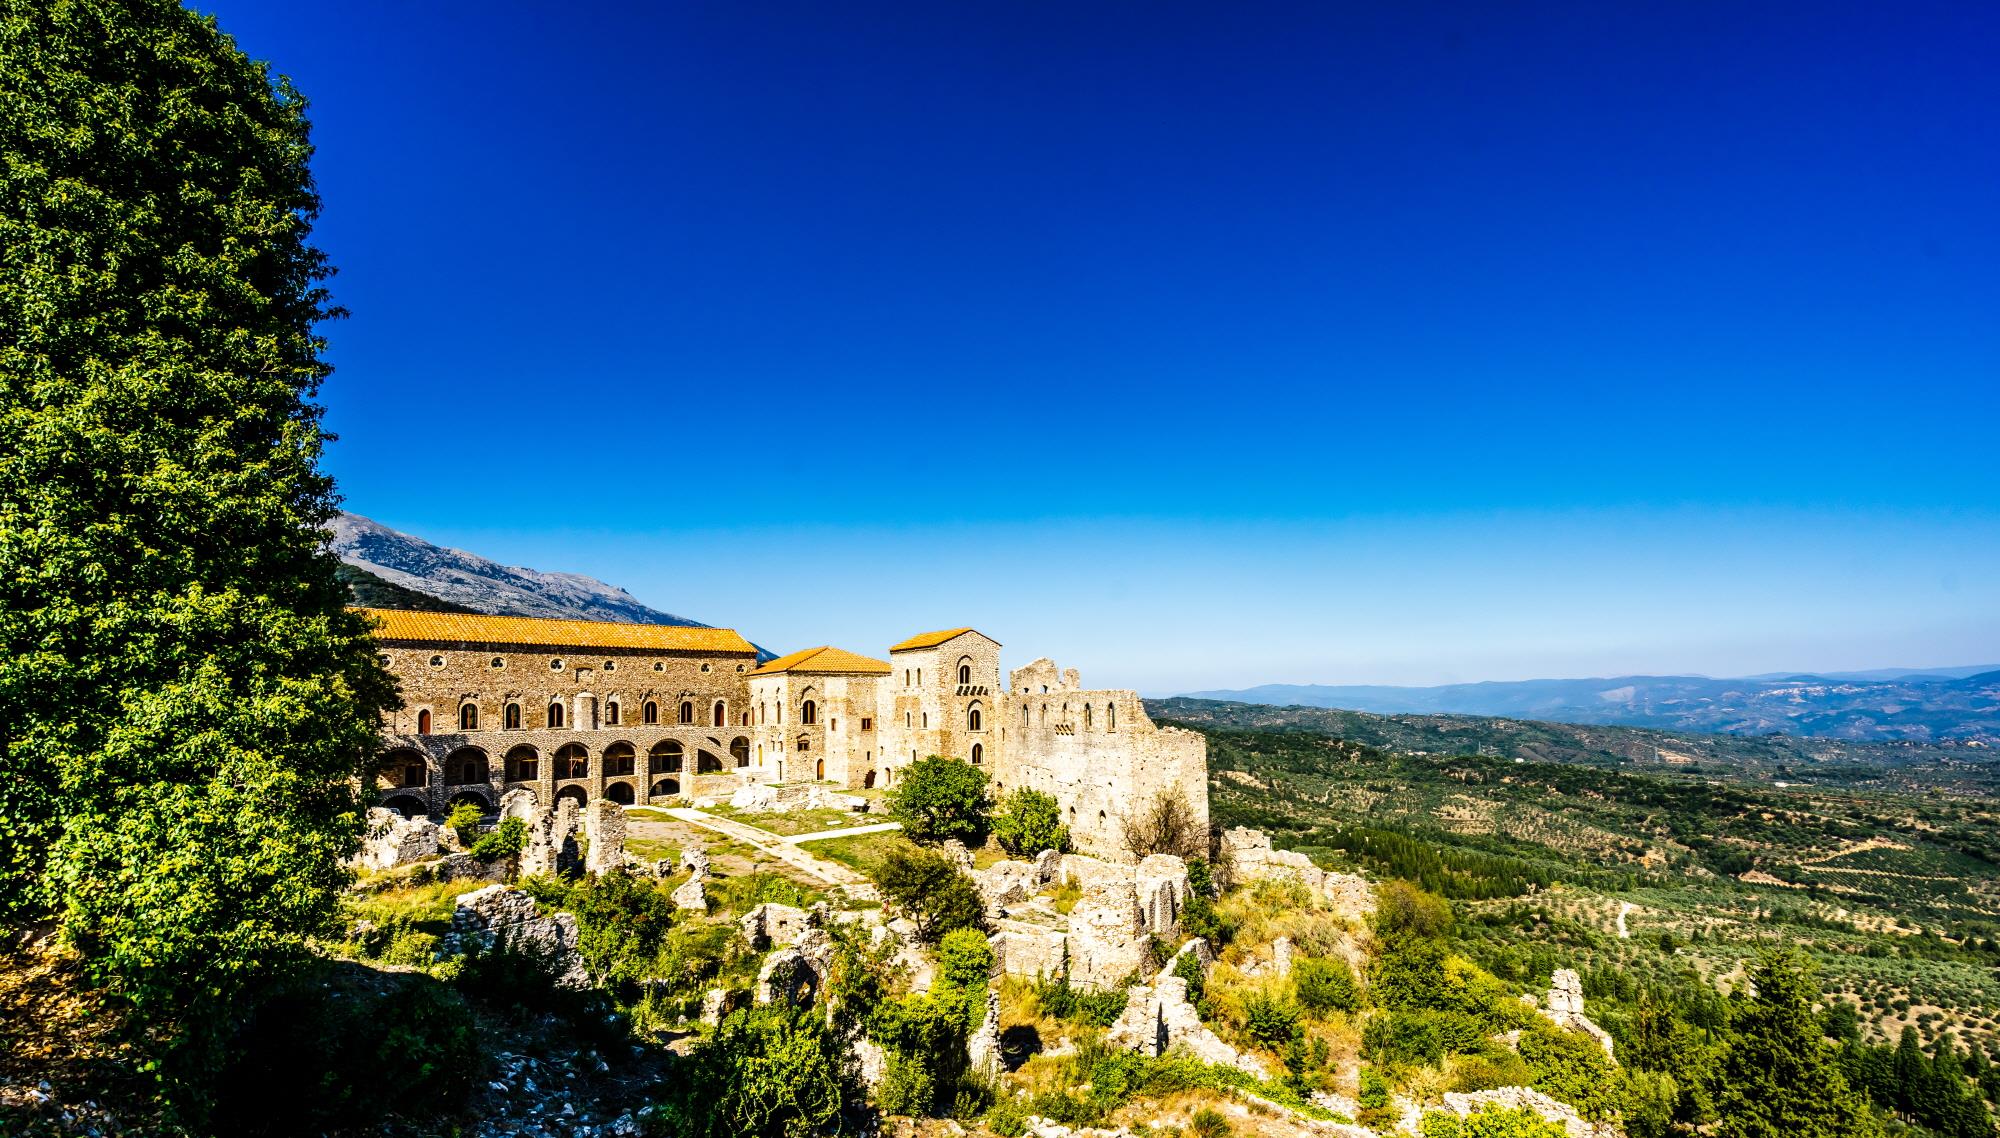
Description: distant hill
1178,669,2000,744
328,513,774,657
1147,697,2000,794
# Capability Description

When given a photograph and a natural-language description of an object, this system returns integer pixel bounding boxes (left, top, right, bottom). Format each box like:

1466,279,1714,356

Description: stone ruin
445,883,587,988
1529,968,1617,1062
729,782,869,814
1220,827,1375,921
985,850,1190,990
352,806,440,870
1105,938,1266,1078
672,847,708,911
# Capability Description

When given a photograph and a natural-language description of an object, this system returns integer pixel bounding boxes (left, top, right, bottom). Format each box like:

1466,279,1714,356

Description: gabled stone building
361,609,1208,859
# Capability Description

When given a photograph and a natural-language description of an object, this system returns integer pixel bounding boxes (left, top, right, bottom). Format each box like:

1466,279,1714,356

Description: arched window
1084,704,1092,730
606,701,620,726
606,782,634,805
758,701,766,724
679,700,694,724
905,711,912,728
651,777,681,797
1107,703,1116,731
505,703,522,730
416,709,432,734
381,749,427,789
547,702,565,728
713,700,725,727
643,700,658,724
445,747,487,785
958,662,971,685
968,705,983,732
555,743,589,779
603,742,636,776
801,700,817,725
461,704,479,730
971,743,983,765
816,758,825,780
1021,704,1029,727
651,740,684,773
505,745,538,781
731,737,750,767
921,712,928,729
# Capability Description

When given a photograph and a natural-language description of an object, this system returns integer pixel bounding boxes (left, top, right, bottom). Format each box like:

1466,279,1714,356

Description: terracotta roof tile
747,646,892,677
356,608,755,655
888,627,987,652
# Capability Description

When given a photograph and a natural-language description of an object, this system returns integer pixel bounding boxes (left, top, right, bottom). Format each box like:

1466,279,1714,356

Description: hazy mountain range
1180,670,2000,744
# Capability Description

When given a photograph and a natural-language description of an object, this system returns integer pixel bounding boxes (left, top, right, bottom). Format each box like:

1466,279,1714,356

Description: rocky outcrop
447,884,586,987
352,807,440,870
1271,935,1294,978
1430,1087,1622,1138
1068,879,1151,988
1534,969,1617,1063
1106,940,1265,1078
520,797,581,878
1221,827,1373,920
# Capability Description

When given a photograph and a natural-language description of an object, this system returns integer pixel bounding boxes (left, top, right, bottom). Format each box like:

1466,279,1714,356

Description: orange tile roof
748,645,893,677
889,627,990,652
356,608,756,655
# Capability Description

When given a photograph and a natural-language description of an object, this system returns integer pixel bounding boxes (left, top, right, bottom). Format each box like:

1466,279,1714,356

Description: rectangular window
860,718,872,731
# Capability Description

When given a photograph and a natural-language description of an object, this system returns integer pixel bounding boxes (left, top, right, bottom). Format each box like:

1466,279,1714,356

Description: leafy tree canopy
888,756,990,844
992,787,1069,857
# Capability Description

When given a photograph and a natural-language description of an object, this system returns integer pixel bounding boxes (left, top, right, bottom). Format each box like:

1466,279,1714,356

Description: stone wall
993,659,1209,860
879,630,1001,784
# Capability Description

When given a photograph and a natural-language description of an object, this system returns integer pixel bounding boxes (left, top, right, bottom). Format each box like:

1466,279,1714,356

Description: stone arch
971,743,984,766
651,777,681,798
606,781,636,805
504,702,522,730
555,784,588,807
554,742,589,780
459,702,479,730
416,708,432,734
505,744,540,782
679,700,694,724
712,700,726,727
444,746,489,785
863,769,876,789
380,748,428,789
643,700,658,724
967,702,983,732
448,787,493,812
547,701,566,729
730,736,750,767
605,699,621,726
382,793,428,818
697,748,723,773
603,741,637,776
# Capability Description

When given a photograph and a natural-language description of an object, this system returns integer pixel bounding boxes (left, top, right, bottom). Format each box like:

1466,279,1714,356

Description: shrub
1122,790,1207,859
1419,1105,1569,1138
446,801,484,845
470,816,527,863
1293,956,1359,1014
1242,990,1303,1049
1374,880,1455,944
992,788,1069,856
1034,970,1131,1027
877,847,986,943
650,1004,854,1138
888,756,990,843
1174,945,1208,1005
1191,1106,1233,1137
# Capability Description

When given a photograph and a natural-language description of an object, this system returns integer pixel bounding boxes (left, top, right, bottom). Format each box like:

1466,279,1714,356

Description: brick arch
379,748,428,790
444,746,488,785
554,742,590,780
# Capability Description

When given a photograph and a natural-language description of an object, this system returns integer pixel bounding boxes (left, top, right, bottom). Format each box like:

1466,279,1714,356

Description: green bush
1293,956,1359,1013
446,801,484,845
1419,1105,1569,1138
649,1004,855,1138
877,847,986,943
1242,991,1303,1049
1174,946,1208,1005
470,816,527,863
1191,1106,1233,1137
888,756,991,843
992,788,1069,856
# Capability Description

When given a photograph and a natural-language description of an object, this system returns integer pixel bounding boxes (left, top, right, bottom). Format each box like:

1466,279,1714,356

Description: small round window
701,663,711,673
736,664,746,672
550,658,564,671
490,656,504,668
603,660,616,671
653,662,664,672
378,653,392,666
428,655,444,667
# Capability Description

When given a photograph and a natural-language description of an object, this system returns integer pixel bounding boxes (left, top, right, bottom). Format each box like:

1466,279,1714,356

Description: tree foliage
1419,1106,1569,1138
877,847,986,944
0,0,395,1101
1713,950,1882,1138
655,1004,855,1138
888,756,990,844
992,787,1068,856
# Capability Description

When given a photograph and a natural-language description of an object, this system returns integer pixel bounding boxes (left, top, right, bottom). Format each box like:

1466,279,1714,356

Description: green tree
888,756,990,844
1292,955,1360,1014
656,1004,854,1137
991,787,1068,856
0,0,395,1099
1714,950,1882,1138
877,847,986,943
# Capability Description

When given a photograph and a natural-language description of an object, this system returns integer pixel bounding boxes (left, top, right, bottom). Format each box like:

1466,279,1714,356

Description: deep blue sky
202,1,1999,690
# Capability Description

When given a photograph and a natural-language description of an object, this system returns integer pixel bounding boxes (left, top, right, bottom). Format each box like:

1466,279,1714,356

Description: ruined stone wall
994,658,1209,860
878,631,1001,785
375,641,760,814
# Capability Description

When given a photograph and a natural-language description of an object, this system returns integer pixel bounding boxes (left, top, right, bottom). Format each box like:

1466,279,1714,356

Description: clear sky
199,1,1999,692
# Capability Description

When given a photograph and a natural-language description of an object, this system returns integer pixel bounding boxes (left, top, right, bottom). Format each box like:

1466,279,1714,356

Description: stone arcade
361,610,1208,860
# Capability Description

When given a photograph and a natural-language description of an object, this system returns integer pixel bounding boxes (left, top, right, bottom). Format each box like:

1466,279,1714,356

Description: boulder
1539,969,1617,1063
671,873,707,912
730,783,781,812
499,788,538,822
976,859,1039,914
1032,848,1064,886
447,884,586,987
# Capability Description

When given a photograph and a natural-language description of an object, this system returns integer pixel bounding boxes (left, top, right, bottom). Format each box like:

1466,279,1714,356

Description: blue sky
201,1,2000,691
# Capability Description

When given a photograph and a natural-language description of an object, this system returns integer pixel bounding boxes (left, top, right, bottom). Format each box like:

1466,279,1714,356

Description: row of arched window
383,737,753,788
1018,700,1117,730
412,697,742,733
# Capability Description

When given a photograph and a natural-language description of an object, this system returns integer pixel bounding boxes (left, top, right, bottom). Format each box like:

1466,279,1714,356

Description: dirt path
656,807,871,891
1617,901,1636,939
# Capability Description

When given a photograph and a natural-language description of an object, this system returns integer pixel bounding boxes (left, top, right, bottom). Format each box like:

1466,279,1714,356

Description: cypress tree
1713,950,1882,1138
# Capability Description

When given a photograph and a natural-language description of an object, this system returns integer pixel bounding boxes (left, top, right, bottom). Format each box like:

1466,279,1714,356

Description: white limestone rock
1539,969,1617,1063
1106,975,1266,1078
447,884,586,987
584,799,628,875
1133,854,1189,936
740,902,813,950
352,807,440,870
1435,1087,1619,1138
1272,935,1295,978
1068,878,1149,989
671,873,707,912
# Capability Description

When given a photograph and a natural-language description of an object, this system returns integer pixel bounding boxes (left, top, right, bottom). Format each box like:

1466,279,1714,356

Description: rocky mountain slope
1182,669,2000,744
329,512,714,628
